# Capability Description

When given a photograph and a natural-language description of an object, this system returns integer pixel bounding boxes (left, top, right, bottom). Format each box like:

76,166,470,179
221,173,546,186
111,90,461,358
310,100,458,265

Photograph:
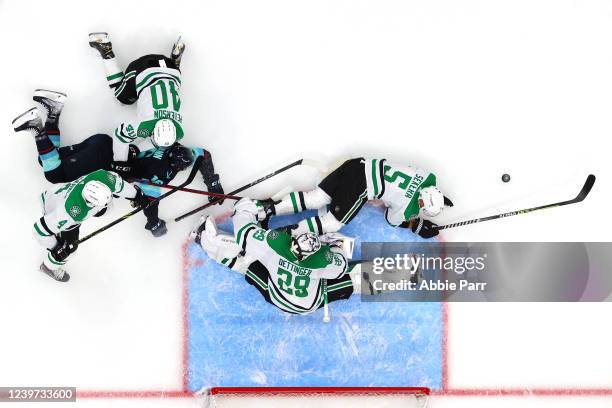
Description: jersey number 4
277,268,310,298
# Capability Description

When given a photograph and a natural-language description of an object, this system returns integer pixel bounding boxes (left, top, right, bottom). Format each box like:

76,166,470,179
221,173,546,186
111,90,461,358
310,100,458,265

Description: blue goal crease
187,205,443,391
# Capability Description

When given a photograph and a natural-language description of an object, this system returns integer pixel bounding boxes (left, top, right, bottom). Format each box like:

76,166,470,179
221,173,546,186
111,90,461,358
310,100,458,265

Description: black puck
502,173,511,183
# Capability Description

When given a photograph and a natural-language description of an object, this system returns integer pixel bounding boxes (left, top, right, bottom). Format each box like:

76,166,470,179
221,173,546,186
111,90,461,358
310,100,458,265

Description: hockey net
205,387,430,408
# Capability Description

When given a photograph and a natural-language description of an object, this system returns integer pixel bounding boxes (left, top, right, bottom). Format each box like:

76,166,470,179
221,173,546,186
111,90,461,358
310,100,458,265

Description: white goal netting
205,387,430,408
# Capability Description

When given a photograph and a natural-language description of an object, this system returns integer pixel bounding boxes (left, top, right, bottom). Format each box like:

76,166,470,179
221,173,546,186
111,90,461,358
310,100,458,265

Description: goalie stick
174,159,319,222
435,174,596,231
73,157,204,246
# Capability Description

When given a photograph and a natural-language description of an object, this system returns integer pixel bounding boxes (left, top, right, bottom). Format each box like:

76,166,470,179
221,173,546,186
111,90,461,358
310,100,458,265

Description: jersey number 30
277,268,310,298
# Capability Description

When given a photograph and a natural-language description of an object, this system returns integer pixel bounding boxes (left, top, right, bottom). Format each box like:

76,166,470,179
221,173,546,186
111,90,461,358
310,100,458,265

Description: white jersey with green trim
113,66,183,161
364,158,437,226
32,170,136,249
233,209,348,315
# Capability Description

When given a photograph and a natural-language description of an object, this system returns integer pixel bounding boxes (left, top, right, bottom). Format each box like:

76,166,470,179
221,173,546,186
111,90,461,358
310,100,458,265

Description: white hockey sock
274,188,331,215
102,58,124,91
43,251,67,271
294,211,344,235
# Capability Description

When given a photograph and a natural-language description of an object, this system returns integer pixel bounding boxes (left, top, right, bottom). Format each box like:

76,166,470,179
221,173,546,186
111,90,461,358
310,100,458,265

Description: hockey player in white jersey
192,199,358,315
33,169,149,282
259,158,453,239
88,32,185,164
13,90,224,238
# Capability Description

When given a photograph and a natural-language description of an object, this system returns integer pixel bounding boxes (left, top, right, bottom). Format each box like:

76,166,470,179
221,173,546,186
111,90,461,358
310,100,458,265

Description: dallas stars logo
69,205,81,218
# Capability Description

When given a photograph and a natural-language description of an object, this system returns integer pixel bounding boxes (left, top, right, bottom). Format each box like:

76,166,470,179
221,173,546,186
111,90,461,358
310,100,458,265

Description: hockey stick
130,180,244,200
74,157,204,246
174,159,307,222
435,174,596,231
322,279,330,323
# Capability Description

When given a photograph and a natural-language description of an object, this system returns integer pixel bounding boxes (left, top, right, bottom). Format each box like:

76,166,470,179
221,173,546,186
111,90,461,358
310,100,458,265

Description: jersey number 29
277,268,310,298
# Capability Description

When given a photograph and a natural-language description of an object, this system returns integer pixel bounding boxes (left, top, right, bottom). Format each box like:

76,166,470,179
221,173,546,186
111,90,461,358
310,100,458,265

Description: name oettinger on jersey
278,259,312,277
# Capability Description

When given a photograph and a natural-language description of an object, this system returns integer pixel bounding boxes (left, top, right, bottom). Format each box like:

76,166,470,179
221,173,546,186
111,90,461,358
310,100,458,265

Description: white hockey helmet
291,232,322,260
82,181,113,208
419,186,445,217
152,119,177,148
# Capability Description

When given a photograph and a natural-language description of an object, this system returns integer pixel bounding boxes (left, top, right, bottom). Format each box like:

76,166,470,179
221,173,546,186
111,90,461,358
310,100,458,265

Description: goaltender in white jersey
193,198,360,315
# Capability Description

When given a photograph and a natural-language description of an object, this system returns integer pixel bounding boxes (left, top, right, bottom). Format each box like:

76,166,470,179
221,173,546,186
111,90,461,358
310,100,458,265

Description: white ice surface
0,0,611,407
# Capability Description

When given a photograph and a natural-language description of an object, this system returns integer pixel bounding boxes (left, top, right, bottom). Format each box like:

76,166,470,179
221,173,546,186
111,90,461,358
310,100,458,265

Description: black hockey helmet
168,144,194,171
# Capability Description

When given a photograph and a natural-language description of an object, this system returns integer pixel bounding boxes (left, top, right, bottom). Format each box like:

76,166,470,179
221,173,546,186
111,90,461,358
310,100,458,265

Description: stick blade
575,174,596,202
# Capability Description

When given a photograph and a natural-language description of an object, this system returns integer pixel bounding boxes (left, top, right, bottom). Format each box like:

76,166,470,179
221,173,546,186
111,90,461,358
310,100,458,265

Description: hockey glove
206,174,224,205
110,161,135,178
130,185,154,209
410,218,440,239
50,239,73,263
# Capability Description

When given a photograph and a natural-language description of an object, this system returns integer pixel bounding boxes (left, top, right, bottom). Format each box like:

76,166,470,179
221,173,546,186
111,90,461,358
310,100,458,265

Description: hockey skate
33,89,67,123
88,32,115,59
12,107,43,136
170,36,185,68
145,219,168,238
191,215,217,245
40,262,70,282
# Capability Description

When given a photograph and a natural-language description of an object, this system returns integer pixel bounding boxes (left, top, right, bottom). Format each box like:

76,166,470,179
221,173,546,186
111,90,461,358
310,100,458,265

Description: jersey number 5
383,165,412,189
277,268,310,298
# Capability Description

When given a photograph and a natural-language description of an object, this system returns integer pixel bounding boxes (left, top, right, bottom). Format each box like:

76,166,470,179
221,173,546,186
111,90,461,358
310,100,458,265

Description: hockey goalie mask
152,119,177,149
291,232,322,261
419,186,444,217
82,181,112,208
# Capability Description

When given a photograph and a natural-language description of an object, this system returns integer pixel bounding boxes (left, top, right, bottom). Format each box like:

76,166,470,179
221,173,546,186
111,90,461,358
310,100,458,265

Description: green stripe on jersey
114,128,133,143
290,192,299,213
340,190,367,224
114,71,136,96
246,270,268,290
235,222,257,245
106,72,124,81
328,281,352,292
34,222,51,237
135,71,181,91
306,217,316,233
47,252,66,266
371,159,380,198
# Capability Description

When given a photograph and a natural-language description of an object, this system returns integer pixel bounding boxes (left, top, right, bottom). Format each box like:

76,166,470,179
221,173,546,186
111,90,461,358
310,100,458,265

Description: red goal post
206,386,430,408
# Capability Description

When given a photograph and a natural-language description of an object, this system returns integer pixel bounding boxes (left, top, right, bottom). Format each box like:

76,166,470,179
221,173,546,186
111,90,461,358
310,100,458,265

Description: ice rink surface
0,0,611,406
